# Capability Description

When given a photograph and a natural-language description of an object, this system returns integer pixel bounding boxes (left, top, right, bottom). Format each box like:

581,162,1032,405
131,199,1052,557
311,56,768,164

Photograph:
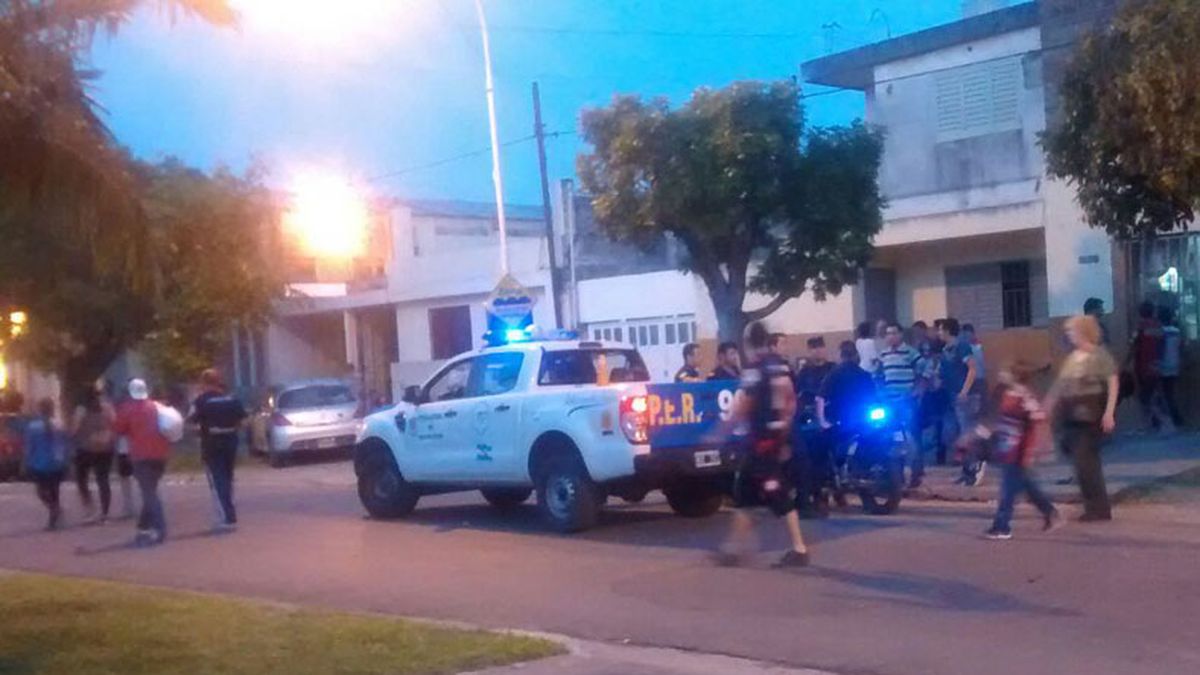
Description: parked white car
262,380,362,467
354,339,734,532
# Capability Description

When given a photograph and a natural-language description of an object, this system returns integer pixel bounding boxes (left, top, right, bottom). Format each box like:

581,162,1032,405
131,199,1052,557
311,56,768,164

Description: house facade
247,199,555,403
801,0,1121,369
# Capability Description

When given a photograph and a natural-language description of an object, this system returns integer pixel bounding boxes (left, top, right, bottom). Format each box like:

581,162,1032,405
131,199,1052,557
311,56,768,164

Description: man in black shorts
716,322,810,568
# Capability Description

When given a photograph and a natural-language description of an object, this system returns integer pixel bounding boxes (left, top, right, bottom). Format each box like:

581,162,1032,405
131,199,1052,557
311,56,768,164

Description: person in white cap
113,378,171,546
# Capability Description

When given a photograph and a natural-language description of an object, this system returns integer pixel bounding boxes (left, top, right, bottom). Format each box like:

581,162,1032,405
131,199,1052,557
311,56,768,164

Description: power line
367,130,574,183
481,24,824,41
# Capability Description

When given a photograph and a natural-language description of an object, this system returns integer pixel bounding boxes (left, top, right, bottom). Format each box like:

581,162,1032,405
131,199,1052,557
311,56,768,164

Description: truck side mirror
402,385,421,404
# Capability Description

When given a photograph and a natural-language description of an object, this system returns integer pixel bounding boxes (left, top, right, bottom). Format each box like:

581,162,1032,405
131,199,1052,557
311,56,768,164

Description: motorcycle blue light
868,407,887,422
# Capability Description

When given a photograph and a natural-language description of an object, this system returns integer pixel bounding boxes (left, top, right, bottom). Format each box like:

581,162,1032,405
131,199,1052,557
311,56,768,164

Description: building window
429,305,472,360
648,324,659,346
935,56,1022,142
1001,261,1032,328
665,323,677,344
614,327,623,343
677,322,690,343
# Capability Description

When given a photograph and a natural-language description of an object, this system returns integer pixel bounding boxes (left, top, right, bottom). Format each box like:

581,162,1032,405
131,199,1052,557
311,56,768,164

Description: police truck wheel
536,455,600,533
481,487,533,511
268,452,288,469
358,451,419,519
664,483,724,518
859,459,903,515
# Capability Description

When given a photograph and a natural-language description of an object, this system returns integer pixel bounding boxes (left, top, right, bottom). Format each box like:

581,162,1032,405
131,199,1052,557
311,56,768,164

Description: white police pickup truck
354,338,739,532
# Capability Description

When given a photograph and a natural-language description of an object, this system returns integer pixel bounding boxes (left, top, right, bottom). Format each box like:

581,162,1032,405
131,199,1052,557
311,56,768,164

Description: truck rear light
270,412,292,427
619,395,649,444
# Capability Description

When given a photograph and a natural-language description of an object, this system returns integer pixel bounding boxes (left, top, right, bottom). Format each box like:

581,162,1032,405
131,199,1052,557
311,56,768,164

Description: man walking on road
717,322,810,568
189,368,247,531
114,379,171,546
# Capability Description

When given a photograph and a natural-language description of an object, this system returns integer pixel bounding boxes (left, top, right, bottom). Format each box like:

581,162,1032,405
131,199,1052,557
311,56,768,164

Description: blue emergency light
868,406,888,422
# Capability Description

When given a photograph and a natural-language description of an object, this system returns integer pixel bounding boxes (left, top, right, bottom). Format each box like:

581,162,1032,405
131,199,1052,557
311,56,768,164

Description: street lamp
472,0,510,277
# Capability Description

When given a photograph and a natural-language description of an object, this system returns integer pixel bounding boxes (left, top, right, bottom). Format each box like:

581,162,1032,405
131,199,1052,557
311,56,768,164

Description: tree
578,80,884,342
1042,0,1200,238
3,157,279,395
0,1,241,397
137,159,280,384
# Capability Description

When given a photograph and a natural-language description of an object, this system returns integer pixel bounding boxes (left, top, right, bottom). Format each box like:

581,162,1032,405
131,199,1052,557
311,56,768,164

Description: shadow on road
809,566,1080,617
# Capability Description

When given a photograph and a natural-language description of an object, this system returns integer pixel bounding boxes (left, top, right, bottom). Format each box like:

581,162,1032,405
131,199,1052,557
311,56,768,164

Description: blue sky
90,0,961,205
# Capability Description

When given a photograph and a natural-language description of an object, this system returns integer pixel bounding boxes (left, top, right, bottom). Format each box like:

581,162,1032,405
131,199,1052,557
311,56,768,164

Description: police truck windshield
538,349,650,385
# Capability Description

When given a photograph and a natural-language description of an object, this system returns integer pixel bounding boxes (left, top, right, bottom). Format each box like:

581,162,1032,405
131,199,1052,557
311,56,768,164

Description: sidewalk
907,431,1200,504
473,637,831,675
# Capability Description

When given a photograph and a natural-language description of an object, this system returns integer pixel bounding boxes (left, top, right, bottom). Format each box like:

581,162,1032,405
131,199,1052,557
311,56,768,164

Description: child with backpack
958,362,1061,539
23,398,69,530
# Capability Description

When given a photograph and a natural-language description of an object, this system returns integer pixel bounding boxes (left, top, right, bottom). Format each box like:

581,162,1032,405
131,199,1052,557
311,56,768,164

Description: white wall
1041,178,1114,317
692,273,856,340
577,271,697,324
264,317,347,386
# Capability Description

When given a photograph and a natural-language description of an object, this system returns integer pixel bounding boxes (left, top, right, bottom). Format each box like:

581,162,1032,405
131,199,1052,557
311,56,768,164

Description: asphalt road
2,461,1199,675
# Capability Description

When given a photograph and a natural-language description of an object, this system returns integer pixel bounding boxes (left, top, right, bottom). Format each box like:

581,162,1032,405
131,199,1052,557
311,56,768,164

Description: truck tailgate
644,381,738,450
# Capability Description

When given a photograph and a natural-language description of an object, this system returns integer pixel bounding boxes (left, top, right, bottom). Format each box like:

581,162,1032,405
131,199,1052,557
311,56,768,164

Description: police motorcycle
797,401,906,516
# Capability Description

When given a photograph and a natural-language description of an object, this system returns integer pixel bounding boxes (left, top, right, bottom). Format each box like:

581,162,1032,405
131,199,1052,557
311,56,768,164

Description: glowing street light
282,171,370,260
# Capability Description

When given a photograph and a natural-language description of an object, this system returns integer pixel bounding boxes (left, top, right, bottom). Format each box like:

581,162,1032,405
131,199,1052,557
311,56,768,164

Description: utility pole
532,81,563,329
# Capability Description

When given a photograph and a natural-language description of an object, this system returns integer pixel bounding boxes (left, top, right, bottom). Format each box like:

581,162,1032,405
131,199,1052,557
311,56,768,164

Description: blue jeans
992,463,1055,531
887,396,922,480
133,460,167,538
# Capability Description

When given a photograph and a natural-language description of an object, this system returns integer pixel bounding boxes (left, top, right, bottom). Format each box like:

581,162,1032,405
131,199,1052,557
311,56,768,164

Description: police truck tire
358,450,419,519
859,459,903,515
664,483,724,518
536,455,600,533
481,487,533,511
268,452,288,468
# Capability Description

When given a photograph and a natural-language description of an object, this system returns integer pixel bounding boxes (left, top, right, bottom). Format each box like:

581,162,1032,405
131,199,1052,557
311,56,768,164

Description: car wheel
481,487,533,511
357,449,419,519
664,482,724,518
268,452,288,469
535,455,600,533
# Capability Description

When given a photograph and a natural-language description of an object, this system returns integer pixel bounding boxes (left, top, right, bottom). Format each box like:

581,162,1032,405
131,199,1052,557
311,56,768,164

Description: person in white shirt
855,321,879,373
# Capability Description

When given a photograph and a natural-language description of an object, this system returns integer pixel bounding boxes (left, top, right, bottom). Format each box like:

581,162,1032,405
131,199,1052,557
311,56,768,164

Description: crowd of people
686,300,1157,559
14,368,246,547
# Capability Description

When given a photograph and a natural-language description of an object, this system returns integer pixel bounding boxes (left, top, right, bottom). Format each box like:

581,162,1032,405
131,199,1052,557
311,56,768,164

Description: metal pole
473,0,510,277
532,82,562,329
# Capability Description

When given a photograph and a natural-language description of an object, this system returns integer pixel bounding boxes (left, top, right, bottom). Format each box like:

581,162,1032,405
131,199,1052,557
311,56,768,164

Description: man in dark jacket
189,369,247,531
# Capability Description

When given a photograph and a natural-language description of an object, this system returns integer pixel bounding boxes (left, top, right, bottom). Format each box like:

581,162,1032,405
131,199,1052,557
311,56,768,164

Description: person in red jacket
113,379,171,546
968,362,1061,540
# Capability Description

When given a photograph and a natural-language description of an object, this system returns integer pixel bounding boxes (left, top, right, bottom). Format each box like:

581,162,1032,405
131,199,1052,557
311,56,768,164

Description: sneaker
984,527,1013,540
970,462,987,487
774,550,811,568
1043,510,1063,532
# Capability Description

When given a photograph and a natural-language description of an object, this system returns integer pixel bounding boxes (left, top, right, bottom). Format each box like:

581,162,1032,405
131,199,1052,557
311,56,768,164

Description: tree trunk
713,299,747,346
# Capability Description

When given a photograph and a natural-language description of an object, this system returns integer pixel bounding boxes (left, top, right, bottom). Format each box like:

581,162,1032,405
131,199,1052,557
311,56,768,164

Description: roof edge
801,2,1040,90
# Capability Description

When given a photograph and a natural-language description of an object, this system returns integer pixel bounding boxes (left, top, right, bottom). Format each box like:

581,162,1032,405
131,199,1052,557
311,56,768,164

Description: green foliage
1043,0,1200,238
137,159,280,384
0,1,252,395
578,80,883,340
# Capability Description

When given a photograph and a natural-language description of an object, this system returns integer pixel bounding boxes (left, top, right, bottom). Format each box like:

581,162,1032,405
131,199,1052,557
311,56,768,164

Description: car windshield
538,349,650,385
277,385,355,410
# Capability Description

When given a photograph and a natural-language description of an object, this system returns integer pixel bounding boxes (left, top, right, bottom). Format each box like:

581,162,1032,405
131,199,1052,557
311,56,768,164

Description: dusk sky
89,0,963,205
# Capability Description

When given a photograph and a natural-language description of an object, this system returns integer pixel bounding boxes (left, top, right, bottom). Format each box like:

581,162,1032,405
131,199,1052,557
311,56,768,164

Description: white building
259,200,555,402
800,0,1116,366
